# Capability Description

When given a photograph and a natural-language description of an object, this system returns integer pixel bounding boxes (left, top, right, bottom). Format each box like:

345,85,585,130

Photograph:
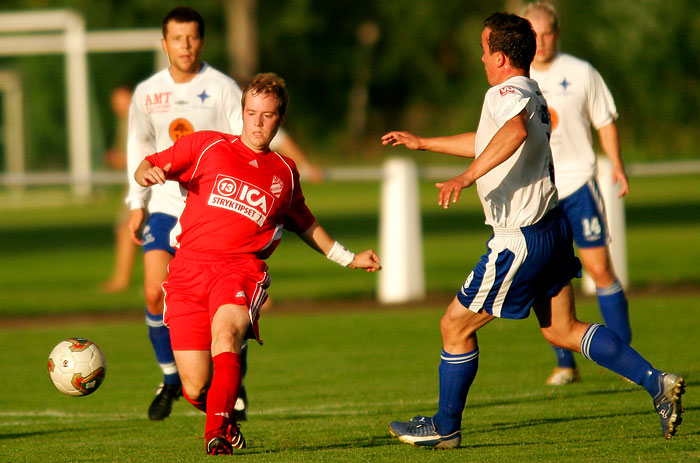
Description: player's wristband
326,241,355,267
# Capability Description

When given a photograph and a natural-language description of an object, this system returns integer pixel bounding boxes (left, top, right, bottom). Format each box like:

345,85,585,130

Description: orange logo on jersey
169,118,195,142
549,107,559,130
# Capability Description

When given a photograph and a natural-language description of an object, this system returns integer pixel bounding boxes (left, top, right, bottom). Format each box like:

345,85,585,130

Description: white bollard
378,157,425,303
582,156,628,294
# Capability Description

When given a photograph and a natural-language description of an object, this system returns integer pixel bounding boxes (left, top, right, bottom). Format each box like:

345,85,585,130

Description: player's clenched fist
135,162,171,186
349,249,381,272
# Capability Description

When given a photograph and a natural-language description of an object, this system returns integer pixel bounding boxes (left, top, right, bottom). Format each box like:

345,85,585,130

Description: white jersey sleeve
586,65,618,130
488,87,530,127
125,83,155,210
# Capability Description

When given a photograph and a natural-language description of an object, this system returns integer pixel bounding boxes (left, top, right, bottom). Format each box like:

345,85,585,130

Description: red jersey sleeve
145,131,221,184
282,157,316,233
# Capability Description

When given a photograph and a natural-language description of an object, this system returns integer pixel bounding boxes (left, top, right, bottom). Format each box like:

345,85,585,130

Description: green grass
0,174,698,461
1,295,698,462
1,174,698,317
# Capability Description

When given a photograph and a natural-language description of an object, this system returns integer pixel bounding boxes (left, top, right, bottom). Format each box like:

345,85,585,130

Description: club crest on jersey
270,176,283,198
208,174,274,226
169,118,194,142
499,86,516,96
145,91,172,113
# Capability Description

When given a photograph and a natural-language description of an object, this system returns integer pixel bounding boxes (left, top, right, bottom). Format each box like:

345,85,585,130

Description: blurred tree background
0,0,697,172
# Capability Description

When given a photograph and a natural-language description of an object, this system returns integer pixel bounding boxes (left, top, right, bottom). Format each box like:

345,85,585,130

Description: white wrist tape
326,241,355,267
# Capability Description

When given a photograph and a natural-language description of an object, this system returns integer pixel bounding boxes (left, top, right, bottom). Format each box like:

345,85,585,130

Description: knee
586,260,616,287
182,381,208,403
211,325,246,355
541,328,562,347
144,284,164,313
541,321,588,352
440,313,456,341
440,311,475,346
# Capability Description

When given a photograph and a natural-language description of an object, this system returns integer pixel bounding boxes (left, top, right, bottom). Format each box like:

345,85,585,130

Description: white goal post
378,157,425,303
0,9,166,196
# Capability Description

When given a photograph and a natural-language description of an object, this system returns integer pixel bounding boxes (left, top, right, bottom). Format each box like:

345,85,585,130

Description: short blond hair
241,72,288,117
522,2,559,31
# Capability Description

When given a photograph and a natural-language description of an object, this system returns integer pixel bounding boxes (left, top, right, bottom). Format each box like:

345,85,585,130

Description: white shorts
457,208,582,319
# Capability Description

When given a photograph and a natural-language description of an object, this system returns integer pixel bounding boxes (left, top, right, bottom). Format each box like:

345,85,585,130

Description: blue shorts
559,180,609,248
142,212,177,255
457,208,582,319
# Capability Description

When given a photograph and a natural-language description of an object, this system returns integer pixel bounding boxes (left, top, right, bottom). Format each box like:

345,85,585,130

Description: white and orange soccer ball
47,338,106,397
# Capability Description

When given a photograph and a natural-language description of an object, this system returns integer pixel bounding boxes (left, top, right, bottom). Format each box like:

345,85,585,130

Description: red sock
205,352,241,438
182,388,207,413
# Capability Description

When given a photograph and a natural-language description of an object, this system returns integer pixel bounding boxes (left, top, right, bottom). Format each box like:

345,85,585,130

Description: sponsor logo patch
208,174,274,226
197,89,210,103
499,86,516,96
145,92,172,113
169,118,195,142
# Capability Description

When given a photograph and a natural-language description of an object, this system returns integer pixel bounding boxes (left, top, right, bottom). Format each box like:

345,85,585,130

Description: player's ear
498,52,510,69
161,37,168,54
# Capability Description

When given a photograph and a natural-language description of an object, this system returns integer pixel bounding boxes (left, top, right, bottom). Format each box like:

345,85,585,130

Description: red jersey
146,131,316,258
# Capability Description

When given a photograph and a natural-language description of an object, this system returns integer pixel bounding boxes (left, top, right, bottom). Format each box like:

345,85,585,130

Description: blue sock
581,323,661,397
432,349,479,435
146,311,180,386
597,281,631,344
551,346,577,368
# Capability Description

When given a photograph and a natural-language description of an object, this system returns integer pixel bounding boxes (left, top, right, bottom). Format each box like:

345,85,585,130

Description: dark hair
242,73,288,118
162,6,205,39
483,13,536,71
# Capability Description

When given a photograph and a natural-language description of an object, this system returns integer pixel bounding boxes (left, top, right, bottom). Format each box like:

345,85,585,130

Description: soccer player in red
135,72,380,455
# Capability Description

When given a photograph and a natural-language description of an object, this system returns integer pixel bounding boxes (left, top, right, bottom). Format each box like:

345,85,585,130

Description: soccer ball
47,338,106,397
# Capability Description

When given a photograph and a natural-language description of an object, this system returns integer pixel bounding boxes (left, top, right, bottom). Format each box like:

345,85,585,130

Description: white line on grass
0,398,438,424
0,389,563,424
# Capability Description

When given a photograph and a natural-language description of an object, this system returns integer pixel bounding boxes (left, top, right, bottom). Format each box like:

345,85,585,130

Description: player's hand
381,131,423,150
611,166,629,198
142,163,171,186
127,208,145,245
349,249,381,272
436,175,472,209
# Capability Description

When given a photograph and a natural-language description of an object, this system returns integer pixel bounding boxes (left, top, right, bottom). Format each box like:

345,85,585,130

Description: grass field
0,172,699,461
1,296,698,462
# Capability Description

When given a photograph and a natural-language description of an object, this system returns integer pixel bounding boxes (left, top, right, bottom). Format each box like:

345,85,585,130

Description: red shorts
162,250,270,351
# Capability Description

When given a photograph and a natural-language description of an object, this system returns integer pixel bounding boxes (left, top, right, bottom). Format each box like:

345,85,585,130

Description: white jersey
125,63,288,216
474,76,558,229
530,53,617,198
